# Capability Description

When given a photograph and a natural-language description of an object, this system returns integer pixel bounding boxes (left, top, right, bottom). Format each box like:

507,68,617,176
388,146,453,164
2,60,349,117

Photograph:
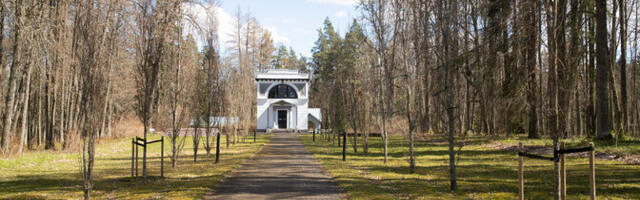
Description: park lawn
0,134,272,200
493,136,640,160
299,134,640,200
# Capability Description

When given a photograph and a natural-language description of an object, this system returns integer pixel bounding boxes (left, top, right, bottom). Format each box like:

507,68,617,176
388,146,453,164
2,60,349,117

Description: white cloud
182,3,232,49
332,11,348,18
263,25,290,45
308,0,358,6
215,7,236,49
183,3,291,53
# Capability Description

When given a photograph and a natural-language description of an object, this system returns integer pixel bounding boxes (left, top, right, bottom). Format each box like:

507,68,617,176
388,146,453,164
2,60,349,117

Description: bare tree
437,0,459,191
74,0,113,198
133,0,183,177
359,0,396,164
158,26,197,168
1,0,26,154
201,3,222,156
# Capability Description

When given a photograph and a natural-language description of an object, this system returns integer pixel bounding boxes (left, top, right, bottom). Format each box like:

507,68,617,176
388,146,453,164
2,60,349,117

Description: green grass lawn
299,134,640,200
0,134,272,200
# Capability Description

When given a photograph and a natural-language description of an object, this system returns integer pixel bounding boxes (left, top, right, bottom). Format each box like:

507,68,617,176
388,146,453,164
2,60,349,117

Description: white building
189,117,238,127
255,69,322,132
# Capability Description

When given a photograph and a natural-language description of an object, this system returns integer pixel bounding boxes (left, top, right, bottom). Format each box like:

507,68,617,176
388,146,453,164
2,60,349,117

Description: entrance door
277,110,287,129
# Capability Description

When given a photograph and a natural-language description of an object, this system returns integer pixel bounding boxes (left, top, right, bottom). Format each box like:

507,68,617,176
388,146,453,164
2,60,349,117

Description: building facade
255,69,321,132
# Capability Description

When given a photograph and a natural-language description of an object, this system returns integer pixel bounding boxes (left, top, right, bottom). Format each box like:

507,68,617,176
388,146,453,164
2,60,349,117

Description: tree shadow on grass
329,162,640,198
0,140,267,199
302,135,640,199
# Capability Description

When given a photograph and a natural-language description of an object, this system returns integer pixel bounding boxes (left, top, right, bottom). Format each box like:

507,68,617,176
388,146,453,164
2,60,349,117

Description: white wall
256,80,310,131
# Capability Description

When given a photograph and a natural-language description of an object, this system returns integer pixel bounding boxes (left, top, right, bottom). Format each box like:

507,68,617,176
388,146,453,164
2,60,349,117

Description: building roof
255,69,310,81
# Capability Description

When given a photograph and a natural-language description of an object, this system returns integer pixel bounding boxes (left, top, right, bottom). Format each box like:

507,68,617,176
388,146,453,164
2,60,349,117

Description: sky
208,0,360,57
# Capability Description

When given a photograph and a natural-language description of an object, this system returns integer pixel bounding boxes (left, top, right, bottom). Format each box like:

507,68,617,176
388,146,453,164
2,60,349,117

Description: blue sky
217,0,359,57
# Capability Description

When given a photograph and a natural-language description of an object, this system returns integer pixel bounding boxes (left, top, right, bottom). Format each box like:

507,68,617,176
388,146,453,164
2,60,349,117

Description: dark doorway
278,110,287,129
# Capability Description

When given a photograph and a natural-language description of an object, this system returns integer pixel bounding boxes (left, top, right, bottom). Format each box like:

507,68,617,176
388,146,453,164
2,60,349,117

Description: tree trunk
595,0,612,139
423,52,430,134
37,85,42,147
446,65,456,191
545,0,559,149
18,61,33,153
556,0,571,140
634,7,639,136
172,136,178,168
586,8,597,137
351,89,358,153
538,3,546,137
106,99,112,137
362,105,369,154
0,2,5,73
442,0,457,191
407,88,415,173
526,0,538,139
100,69,112,138
193,125,199,162
1,0,25,154
59,58,66,147
544,0,562,198
609,68,622,132
619,0,628,134
380,76,388,164
568,0,583,137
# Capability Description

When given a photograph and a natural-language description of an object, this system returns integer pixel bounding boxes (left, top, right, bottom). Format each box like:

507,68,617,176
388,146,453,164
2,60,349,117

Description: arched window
268,84,298,99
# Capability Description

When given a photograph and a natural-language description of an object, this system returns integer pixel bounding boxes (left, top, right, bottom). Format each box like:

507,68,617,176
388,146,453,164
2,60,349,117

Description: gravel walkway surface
205,133,345,200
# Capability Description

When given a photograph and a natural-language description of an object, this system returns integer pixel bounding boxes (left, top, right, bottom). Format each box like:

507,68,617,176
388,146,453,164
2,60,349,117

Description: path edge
202,135,272,198
296,134,350,200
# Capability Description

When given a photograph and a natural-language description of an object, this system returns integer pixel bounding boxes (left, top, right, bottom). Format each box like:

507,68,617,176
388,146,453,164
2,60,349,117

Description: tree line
0,0,310,198
0,0,309,155
310,0,640,195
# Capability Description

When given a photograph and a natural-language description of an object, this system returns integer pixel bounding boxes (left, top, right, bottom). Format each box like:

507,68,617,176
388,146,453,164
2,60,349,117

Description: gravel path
205,133,345,200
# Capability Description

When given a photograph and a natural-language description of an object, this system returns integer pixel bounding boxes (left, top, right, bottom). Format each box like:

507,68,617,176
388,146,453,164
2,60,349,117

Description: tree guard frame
131,136,164,178
517,142,596,200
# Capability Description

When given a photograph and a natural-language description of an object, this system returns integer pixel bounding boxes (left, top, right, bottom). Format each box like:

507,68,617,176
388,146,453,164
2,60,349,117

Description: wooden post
215,132,221,163
518,142,524,200
131,139,134,178
560,142,566,200
135,140,138,177
342,131,346,161
161,136,164,177
554,141,560,200
313,129,316,143
589,142,596,200
254,130,256,143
